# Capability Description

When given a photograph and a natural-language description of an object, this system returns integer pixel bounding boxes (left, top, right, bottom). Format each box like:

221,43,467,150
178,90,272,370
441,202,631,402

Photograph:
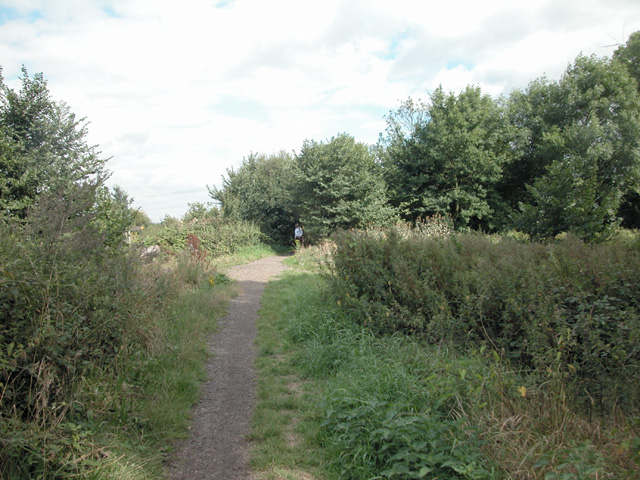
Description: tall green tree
382,86,510,230
613,30,640,228
209,150,296,244
613,30,640,91
509,54,640,241
0,66,108,217
294,133,396,240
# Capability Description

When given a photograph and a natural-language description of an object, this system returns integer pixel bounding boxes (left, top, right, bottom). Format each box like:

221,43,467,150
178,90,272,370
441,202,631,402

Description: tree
613,30,640,91
182,202,219,222
131,208,152,227
0,66,108,217
209,151,297,244
511,54,640,241
382,86,510,230
613,31,640,228
92,185,137,248
294,133,396,240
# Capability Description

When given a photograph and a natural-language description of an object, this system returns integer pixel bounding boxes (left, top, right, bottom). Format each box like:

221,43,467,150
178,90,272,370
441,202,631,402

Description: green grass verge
250,270,325,480
90,262,236,479
212,244,291,270
252,269,496,479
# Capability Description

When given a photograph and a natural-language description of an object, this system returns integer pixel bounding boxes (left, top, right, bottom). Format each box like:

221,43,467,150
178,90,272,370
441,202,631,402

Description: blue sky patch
214,0,235,9
445,59,473,70
379,29,412,61
0,6,42,24
102,6,120,18
0,6,18,24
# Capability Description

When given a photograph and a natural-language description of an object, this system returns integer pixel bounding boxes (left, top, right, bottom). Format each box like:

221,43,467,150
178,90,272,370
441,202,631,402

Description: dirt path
165,255,289,480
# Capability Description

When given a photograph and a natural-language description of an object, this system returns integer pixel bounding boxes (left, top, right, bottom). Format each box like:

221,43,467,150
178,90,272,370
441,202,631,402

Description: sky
1,0,639,221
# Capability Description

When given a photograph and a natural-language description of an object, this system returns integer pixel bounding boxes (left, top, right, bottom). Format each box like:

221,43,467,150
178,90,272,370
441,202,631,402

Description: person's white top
295,227,303,237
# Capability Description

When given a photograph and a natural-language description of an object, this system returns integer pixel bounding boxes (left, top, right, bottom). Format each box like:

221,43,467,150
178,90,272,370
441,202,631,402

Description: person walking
294,223,303,247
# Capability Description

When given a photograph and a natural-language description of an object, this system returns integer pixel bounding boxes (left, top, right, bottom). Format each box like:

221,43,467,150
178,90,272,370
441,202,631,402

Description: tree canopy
507,54,640,240
0,67,108,217
382,86,510,230
0,66,138,248
294,133,397,240
209,150,296,244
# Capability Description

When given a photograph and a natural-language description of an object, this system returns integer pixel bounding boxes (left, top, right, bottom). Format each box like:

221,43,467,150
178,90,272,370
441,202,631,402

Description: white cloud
1,0,639,220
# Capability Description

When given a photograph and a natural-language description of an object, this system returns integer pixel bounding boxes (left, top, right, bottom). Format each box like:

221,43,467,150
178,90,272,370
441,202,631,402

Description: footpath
166,256,288,480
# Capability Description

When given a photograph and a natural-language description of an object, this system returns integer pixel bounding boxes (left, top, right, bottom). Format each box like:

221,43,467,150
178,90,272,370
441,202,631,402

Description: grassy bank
252,243,640,479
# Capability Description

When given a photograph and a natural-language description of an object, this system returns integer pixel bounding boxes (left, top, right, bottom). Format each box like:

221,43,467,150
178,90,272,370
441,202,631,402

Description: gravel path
165,255,288,480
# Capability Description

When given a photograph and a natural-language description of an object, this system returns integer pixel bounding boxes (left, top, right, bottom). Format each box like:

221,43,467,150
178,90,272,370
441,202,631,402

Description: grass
211,244,291,270
81,244,288,479
250,269,325,480
74,244,289,478
251,245,640,479
85,256,237,479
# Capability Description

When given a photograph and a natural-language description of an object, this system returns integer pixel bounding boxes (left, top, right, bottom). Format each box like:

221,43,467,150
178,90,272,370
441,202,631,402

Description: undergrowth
0,208,237,478
140,215,266,257
255,262,496,479
328,228,640,419
254,240,640,479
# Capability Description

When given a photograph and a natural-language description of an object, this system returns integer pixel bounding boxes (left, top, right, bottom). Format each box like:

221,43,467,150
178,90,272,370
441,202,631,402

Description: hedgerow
327,227,640,416
141,215,265,257
0,196,235,478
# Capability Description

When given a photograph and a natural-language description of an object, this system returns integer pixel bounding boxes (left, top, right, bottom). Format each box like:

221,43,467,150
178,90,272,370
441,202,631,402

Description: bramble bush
327,226,640,416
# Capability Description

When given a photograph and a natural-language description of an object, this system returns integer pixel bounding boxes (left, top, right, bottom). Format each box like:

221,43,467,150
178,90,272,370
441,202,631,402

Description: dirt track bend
165,255,288,480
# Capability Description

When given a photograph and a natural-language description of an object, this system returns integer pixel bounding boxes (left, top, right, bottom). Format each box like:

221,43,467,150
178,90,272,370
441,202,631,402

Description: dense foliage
327,227,640,416
382,86,511,230
0,197,148,476
213,134,397,244
209,151,297,244
507,55,640,241
258,271,496,480
294,133,397,240
256,252,640,479
0,67,108,218
141,203,265,257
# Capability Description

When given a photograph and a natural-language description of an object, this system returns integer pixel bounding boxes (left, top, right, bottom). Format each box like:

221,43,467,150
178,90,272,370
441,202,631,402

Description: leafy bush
0,193,237,478
327,227,640,416
0,196,157,476
142,215,265,257
266,251,639,479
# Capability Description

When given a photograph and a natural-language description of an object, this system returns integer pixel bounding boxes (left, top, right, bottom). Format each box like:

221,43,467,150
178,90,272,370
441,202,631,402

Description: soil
165,255,289,480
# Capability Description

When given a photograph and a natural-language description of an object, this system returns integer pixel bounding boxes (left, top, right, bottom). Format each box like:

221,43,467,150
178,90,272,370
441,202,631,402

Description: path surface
165,255,288,480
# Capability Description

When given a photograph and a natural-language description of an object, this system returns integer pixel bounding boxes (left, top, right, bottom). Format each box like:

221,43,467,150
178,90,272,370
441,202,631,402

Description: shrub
0,203,154,476
142,216,265,257
327,227,640,416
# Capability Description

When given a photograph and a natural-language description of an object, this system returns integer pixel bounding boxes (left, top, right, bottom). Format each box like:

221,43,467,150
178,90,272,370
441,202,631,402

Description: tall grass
254,258,495,479
253,240,640,479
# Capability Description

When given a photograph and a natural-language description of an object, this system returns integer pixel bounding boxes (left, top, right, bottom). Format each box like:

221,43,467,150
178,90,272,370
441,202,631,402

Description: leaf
418,466,433,477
